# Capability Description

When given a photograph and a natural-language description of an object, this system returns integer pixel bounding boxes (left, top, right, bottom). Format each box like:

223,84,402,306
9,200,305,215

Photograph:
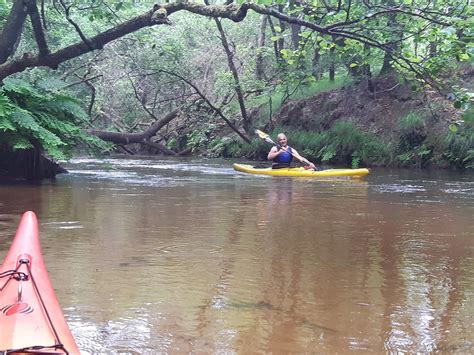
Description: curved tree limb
58,0,93,49
88,108,179,147
157,69,251,144
0,2,251,82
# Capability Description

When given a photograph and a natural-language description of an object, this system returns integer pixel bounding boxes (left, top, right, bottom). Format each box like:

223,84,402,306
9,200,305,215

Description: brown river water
0,156,473,353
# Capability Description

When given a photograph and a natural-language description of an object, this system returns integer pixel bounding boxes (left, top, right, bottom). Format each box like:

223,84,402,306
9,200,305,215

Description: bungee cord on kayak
0,270,29,287
24,260,68,354
2,343,69,354
0,259,69,354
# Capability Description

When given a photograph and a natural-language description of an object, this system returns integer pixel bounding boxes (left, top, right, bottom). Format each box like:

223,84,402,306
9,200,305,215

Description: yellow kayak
233,164,370,178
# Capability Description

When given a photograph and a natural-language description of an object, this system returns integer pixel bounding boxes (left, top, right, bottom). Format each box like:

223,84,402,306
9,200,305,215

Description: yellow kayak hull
233,164,370,178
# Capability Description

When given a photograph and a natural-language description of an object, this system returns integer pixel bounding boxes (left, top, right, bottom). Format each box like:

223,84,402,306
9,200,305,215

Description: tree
1,1,471,85
0,0,472,179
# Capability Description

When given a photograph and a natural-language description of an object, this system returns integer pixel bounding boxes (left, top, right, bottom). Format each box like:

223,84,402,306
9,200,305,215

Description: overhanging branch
158,69,251,144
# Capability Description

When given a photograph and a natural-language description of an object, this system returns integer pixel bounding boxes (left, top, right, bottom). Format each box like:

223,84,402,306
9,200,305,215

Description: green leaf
462,111,474,122
0,116,15,132
2,78,35,95
449,124,458,133
454,101,462,109
12,137,33,150
300,31,312,39
10,111,41,131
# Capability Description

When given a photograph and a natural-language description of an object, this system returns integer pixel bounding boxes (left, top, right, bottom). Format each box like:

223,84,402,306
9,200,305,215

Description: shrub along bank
209,118,473,170
206,74,473,170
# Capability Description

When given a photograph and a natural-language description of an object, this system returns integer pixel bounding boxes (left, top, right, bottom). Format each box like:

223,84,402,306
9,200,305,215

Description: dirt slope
269,75,458,139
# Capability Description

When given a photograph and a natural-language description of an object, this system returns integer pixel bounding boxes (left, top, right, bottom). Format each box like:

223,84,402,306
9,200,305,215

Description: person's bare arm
292,148,315,168
268,146,286,161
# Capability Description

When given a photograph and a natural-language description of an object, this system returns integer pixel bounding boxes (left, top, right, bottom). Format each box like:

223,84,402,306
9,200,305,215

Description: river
0,156,473,353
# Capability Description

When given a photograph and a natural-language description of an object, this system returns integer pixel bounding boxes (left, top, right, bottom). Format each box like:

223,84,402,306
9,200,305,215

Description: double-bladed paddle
255,129,318,169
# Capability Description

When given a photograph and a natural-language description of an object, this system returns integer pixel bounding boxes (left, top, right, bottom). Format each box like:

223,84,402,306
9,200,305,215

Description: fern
0,78,110,159
0,92,16,120
12,137,34,150
2,78,36,95
9,111,42,131
0,117,15,132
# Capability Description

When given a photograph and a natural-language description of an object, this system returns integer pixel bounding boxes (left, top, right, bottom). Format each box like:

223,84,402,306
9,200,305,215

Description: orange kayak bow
0,211,79,354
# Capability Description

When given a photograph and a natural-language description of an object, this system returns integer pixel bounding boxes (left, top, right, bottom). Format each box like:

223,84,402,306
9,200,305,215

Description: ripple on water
68,314,157,354
43,221,84,230
442,182,474,198
373,183,426,194
64,158,237,187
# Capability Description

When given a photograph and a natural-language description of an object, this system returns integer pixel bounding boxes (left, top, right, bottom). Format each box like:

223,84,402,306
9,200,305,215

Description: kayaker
267,133,317,169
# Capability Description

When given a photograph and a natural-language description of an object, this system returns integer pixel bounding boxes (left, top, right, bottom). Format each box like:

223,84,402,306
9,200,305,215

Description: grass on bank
216,115,473,169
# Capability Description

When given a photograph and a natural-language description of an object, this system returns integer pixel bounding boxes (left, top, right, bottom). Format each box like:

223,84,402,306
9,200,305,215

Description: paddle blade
255,129,269,139
255,129,276,145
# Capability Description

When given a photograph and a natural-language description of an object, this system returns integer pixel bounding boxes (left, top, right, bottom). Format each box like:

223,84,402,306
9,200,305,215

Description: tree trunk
428,0,438,58
429,42,437,57
255,15,267,81
267,16,282,61
289,0,301,49
312,39,322,80
0,147,67,180
0,0,29,64
329,38,336,81
380,0,403,75
212,16,251,134
277,4,286,54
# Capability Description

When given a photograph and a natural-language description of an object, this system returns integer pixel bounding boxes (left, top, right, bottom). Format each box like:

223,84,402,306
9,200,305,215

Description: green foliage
185,123,221,153
0,78,111,159
396,112,431,167
186,130,208,152
448,85,474,125
398,112,426,131
398,112,426,147
443,122,474,169
393,110,474,169
166,138,178,150
213,136,268,160
304,121,390,167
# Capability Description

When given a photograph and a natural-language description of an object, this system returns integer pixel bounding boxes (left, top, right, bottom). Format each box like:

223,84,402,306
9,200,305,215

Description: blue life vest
272,146,293,168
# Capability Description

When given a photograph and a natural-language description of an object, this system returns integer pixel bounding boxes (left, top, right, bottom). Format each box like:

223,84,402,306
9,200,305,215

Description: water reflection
0,158,472,353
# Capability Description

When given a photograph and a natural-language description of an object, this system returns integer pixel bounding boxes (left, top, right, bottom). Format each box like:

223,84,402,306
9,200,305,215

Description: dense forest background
0,0,472,179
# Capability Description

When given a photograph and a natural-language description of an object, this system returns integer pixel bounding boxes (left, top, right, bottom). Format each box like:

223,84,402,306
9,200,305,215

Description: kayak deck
0,211,79,354
233,163,370,178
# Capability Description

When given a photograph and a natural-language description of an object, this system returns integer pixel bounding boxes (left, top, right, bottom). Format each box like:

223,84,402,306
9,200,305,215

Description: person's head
277,133,288,147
